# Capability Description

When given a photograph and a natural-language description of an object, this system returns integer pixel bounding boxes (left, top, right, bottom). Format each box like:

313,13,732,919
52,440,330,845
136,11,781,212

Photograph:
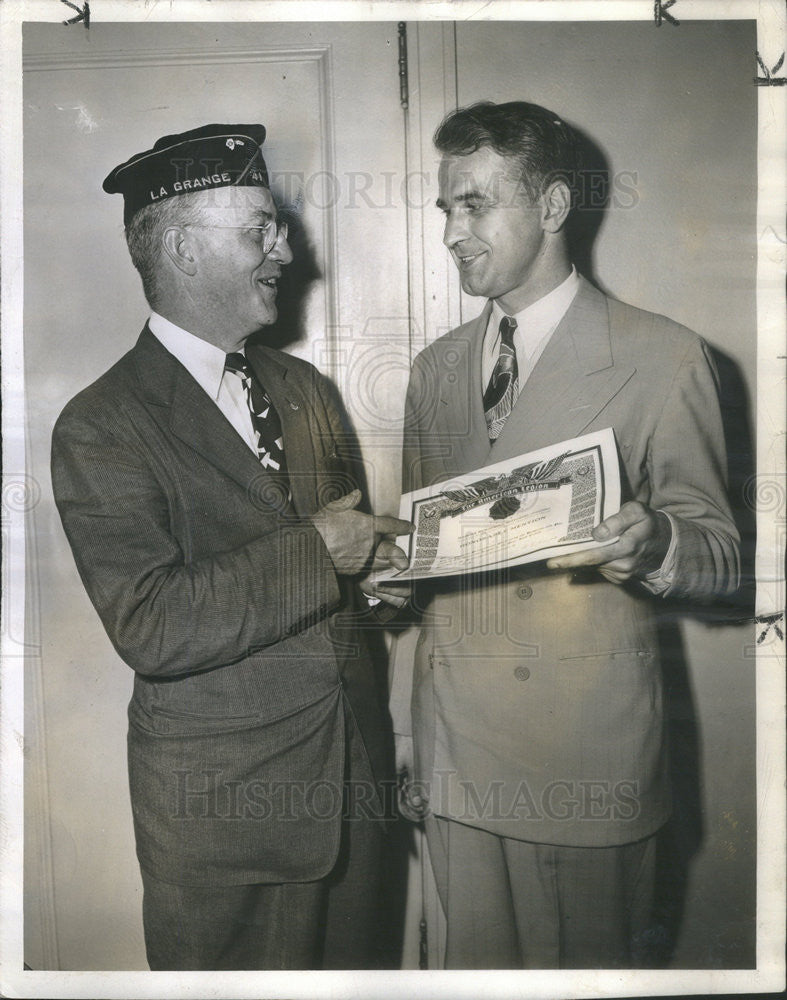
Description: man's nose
271,231,293,265
443,211,468,248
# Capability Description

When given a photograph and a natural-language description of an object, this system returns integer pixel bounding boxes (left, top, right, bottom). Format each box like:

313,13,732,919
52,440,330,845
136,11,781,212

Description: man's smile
454,249,486,268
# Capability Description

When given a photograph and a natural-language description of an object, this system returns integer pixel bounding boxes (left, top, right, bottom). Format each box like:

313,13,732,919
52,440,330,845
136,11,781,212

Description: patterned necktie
224,352,288,477
483,316,519,440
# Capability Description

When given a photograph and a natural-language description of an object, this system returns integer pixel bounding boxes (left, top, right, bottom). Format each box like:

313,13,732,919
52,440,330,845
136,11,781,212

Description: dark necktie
224,352,288,477
483,316,519,440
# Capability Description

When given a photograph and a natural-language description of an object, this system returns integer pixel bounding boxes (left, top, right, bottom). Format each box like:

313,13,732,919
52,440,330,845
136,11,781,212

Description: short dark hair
433,101,580,204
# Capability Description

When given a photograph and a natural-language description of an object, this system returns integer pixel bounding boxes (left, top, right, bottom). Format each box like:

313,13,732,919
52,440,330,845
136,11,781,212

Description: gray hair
125,195,210,308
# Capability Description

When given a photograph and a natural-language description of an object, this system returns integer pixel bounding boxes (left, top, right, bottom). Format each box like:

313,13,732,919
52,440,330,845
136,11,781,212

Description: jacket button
516,584,533,600
514,665,531,681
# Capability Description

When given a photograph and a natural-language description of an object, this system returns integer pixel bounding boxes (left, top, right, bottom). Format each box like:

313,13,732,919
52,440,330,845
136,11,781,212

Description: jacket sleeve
51,400,341,678
646,335,740,600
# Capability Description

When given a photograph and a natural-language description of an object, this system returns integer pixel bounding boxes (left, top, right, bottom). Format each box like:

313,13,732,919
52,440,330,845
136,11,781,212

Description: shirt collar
490,265,580,341
148,312,231,401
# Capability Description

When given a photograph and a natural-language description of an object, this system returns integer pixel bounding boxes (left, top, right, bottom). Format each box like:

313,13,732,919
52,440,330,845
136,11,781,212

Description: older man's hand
311,489,413,577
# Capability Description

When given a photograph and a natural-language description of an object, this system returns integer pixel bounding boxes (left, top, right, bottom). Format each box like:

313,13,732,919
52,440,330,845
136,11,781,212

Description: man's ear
541,178,572,234
161,226,198,276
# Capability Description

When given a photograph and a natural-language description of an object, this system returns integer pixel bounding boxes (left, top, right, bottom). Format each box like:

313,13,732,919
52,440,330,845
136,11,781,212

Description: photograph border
2,1,784,997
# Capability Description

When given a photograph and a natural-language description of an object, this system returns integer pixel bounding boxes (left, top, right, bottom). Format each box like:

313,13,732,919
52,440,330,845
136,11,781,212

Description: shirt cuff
640,510,677,595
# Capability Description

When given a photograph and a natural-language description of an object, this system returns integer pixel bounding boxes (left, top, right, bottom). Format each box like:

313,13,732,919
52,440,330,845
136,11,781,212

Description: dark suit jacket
397,278,739,847
52,326,388,886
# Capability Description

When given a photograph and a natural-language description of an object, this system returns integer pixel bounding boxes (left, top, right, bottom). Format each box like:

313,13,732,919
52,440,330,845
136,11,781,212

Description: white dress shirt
148,312,259,455
481,267,580,393
480,269,676,591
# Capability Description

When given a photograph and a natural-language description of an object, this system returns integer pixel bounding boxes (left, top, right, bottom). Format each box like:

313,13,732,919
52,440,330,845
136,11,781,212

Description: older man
396,102,740,968
51,123,410,970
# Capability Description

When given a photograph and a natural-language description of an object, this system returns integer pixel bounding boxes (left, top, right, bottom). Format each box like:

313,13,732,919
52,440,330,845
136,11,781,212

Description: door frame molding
398,19,462,969
403,21,462,359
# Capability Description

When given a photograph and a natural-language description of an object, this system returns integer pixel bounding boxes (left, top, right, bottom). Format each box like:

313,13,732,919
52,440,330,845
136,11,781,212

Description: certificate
377,428,621,581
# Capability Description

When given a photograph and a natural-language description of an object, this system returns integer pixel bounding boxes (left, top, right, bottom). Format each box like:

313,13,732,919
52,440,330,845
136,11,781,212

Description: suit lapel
133,328,297,510
490,278,636,459
434,307,493,478
246,345,320,516
168,364,269,492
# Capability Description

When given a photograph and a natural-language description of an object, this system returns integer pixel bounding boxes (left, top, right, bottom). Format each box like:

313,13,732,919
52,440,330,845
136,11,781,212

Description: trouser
141,708,386,971
426,814,657,969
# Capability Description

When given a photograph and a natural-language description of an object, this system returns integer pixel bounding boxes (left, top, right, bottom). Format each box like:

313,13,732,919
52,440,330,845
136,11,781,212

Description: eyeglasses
184,219,289,255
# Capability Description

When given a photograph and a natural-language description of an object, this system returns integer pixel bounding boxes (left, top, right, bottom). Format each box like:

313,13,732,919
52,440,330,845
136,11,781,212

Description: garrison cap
102,123,269,225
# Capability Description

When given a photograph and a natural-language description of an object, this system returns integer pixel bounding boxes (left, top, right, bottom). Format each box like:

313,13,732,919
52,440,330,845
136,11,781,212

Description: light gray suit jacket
398,278,739,847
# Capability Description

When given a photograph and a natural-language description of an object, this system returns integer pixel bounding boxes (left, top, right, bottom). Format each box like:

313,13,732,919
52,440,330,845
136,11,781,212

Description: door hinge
398,22,409,110
419,915,428,969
